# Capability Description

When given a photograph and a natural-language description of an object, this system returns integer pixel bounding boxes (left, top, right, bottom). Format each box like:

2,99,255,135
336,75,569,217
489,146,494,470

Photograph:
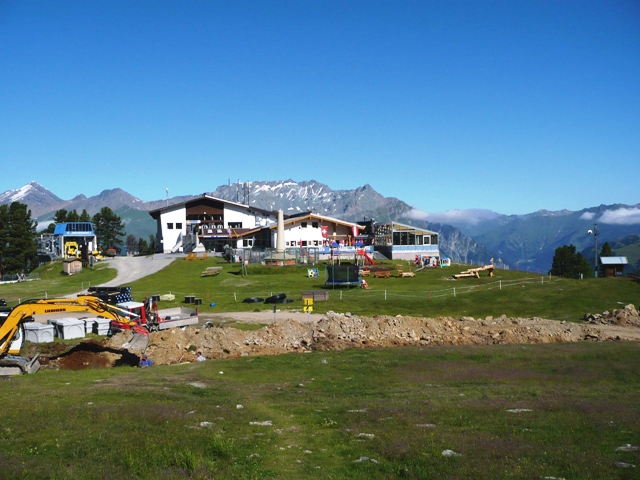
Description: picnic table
373,271,391,278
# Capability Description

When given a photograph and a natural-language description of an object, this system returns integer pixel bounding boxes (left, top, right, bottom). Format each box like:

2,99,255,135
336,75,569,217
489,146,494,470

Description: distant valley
1,180,639,273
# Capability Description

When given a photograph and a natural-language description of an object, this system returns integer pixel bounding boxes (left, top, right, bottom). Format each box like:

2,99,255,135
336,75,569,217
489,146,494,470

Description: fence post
234,292,237,302
453,288,456,297
500,280,502,290
385,290,387,300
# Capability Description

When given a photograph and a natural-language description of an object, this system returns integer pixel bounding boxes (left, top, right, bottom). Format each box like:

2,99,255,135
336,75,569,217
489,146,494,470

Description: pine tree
598,242,614,276
126,234,138,255
0,202,38,275
92,207,125,251
550,245,592,279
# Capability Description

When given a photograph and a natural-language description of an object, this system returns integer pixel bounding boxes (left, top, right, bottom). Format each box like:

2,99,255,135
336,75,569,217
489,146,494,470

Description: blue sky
1,0,639,215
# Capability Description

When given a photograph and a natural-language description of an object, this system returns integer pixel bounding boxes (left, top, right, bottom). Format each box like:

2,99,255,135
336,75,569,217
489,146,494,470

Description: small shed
600,256,628,277
63,258,83,275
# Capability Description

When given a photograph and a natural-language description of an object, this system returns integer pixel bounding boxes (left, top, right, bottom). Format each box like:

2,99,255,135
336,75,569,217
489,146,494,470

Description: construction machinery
0,296,150,375
86,286,199,331
64,241,80,258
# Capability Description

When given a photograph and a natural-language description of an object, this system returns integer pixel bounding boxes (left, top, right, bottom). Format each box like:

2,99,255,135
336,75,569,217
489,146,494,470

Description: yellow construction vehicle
64,241,80,258
0,296,149,375
91,247,104,261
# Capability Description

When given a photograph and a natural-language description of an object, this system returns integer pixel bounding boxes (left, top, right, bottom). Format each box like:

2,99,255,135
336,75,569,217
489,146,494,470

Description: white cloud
404,208,499,226
579,211,595,220
37,220,53,232
598,208,640,225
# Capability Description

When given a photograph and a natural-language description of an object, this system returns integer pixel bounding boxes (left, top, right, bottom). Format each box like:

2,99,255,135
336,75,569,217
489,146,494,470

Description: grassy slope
0,261,117,304
128,258,640,322
1,342,639,479
3,258,637,322
2,258,640,478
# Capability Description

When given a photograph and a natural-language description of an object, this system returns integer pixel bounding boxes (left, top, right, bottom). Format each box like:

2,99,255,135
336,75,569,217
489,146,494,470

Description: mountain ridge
2,181,638,272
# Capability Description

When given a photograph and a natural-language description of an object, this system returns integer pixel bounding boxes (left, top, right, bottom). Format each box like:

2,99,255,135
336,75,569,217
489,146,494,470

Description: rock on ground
105,306,640,366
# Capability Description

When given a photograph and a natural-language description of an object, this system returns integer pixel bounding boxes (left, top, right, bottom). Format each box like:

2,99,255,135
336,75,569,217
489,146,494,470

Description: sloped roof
600,256,628,265
149,194,276,218
232,213,364,238
53,222,95,236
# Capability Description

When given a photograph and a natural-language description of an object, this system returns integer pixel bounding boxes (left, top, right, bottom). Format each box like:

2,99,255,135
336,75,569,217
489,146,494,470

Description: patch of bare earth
101,304,640,367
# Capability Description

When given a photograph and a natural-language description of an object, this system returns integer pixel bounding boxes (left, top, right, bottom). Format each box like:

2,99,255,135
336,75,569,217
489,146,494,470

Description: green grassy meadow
1,342,639,479
2,257,639,321
2,257,640,478
0,261,116,304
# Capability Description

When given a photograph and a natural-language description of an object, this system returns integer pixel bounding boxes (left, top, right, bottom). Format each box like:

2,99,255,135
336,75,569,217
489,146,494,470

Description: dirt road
99,254,178,286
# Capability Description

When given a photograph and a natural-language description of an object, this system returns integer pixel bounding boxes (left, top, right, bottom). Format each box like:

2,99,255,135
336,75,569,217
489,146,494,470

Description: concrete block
82,317,97,334
54,318,86,339
24,323,55,343
93,318,111,335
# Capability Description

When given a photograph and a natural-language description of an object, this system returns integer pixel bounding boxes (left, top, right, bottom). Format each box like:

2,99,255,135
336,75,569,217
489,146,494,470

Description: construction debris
583,304,640,327
101,305,640,366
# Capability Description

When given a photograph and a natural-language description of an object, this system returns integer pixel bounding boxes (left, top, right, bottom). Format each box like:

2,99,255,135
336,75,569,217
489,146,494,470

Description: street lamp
588,224,598,277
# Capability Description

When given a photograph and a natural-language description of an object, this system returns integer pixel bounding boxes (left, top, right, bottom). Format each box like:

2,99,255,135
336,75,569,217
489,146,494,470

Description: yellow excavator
0,296,150,375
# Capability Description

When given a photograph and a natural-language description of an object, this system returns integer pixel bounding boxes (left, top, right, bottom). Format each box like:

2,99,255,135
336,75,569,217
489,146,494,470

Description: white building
150,197,367,254
149,195,278,253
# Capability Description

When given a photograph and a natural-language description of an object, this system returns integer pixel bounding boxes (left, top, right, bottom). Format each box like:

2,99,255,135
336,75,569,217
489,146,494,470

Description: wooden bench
201,266,222,277
185,253,197,261
397,264,415,278
302,290,329,301
360,269,371,277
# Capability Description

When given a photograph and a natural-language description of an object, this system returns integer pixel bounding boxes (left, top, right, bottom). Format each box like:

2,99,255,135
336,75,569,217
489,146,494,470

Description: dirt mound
584,304,640,327
102,307,640,366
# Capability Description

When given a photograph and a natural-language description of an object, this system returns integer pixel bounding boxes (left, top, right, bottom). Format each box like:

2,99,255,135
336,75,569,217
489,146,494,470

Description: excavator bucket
120,325,149,352
0,354,40,375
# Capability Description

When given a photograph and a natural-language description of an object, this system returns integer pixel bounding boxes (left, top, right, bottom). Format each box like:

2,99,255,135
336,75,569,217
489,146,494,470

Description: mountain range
2,180,639,272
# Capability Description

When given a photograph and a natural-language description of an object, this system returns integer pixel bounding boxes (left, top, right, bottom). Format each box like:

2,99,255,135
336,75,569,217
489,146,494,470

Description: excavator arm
0,309,40,375
1,296,150,375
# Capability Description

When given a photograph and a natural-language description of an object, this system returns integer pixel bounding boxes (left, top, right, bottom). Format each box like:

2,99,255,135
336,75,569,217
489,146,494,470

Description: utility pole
588,224,598,277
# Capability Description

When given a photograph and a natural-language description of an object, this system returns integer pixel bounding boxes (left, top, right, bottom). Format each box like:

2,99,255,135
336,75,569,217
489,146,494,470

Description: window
423,235,430,245
176,223,183,229
291,240,297,247
312,222,319,228
286,241,290,246
430,234,438,245
243,239,254,247
301,240,308,246
301,222,308,228
167,223,174,229
229,222,242,229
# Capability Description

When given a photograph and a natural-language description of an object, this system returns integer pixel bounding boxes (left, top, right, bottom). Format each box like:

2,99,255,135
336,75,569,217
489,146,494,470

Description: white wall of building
271,218,358,248
158,207,187,253
224,206,264,229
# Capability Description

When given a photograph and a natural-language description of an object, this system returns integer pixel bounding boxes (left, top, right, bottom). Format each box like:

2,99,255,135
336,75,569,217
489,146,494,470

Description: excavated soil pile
105,305,640,366
584,304,640,327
